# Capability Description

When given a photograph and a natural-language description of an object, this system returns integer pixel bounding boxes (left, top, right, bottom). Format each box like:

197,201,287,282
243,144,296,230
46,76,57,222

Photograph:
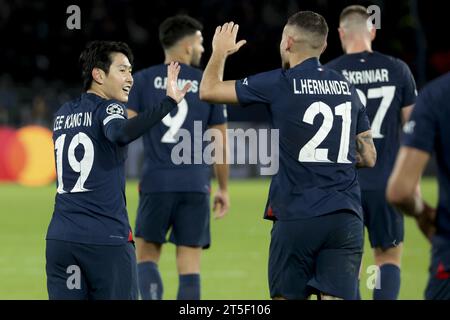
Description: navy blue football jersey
127,63,227,193
235,57,371,221
403,72,450,237
46,93,132,245
326,51,417,190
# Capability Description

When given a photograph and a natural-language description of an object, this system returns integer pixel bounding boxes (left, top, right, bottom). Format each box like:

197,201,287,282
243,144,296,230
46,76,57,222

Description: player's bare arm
400,104,424,198
209,123,230,219
387,146,436,239
199,22,246,104
387,146,429,215
355,130,376,168
401,104,414,125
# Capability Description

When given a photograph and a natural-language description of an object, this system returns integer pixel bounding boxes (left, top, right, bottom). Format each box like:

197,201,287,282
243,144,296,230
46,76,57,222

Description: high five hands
166,61,191,103
212,22,247,57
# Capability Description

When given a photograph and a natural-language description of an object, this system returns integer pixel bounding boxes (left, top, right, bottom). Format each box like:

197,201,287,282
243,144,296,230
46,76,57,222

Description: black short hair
340,5,370,23
159,15,203,49
79,41,134,91
286,11,328,49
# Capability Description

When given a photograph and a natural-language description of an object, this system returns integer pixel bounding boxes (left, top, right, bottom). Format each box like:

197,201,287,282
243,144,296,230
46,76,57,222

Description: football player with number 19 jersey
45,41,190,300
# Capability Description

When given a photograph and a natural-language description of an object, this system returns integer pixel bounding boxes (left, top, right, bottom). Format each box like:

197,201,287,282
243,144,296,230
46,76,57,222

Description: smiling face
96,52,133,103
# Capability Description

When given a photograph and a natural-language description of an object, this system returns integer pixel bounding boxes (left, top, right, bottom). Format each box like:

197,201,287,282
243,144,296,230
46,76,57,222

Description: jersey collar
83,92,105,103
291,57,321,71
345,50,373,58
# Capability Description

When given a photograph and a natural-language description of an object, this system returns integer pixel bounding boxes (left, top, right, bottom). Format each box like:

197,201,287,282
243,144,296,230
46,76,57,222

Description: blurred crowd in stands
0,0,449,128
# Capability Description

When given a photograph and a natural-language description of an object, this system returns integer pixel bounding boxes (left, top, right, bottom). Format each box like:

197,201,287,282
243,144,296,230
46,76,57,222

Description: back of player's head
340,5,372,31
79,41,134,91
286,11,328,51
159,15,203,50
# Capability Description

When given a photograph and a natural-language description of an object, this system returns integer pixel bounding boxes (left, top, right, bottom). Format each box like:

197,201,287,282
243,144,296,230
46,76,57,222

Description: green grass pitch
0,178,437,299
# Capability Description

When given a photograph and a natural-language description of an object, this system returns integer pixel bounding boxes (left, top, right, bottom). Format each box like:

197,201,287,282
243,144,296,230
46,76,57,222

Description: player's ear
320,41,327,55
286,36,294,51
184,39,193,56
91,68,105,85
338,27,345,42
188,45,193,57
370,27,376,41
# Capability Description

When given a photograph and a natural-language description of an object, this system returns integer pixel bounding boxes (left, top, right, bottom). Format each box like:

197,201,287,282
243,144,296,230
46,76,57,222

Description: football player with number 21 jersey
200,12,376,300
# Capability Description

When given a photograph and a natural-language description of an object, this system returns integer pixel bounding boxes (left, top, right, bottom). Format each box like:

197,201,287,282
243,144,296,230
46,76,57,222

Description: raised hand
212,21,247,57
166,61,191,103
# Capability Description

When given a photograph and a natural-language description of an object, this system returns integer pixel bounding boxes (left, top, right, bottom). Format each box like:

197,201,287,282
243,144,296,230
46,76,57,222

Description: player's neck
289,54,319,69
164,52,191,66
345,42,372,54
86,87,108,100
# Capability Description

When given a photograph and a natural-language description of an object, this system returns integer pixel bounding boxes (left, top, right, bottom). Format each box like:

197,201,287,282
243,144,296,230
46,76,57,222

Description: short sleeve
397,59,417,107
127,71,144,113
402,86,437,154
235,69,280,106
208,104,227,126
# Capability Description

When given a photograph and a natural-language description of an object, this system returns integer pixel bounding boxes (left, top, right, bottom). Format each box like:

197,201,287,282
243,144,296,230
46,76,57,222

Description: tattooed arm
355,130,377,168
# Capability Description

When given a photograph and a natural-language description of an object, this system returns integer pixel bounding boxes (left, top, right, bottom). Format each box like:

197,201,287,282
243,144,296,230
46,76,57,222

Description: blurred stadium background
0,0,448,299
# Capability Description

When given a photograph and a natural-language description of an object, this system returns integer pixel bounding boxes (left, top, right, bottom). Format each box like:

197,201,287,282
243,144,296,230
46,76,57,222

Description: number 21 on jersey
299,101,352,164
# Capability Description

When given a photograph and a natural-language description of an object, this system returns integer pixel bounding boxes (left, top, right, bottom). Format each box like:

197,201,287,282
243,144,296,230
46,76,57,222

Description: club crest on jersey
106,103,124,116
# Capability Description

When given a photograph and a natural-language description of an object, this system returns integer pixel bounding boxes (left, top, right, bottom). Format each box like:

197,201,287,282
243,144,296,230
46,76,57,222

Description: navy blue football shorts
268,210,363,300
46,240,138,300
361,189,404,249
425,235,450,300
134,192,211,249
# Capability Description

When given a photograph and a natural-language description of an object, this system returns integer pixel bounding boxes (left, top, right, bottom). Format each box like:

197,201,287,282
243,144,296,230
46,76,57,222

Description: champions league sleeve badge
106,103,125,116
